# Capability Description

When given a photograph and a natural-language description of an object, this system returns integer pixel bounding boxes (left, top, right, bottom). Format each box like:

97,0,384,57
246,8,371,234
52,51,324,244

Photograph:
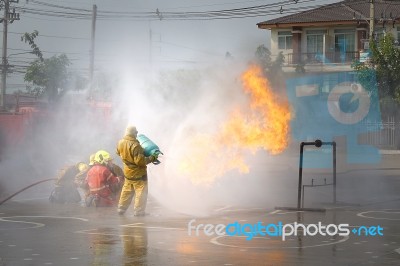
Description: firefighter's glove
150,154,158,162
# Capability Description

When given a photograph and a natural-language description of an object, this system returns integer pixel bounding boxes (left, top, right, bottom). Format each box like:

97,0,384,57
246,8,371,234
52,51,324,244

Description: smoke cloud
111,59,298,216
0,55,298,216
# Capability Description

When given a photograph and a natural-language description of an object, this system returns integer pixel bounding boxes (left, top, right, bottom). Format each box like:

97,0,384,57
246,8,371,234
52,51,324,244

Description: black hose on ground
0,178,56,205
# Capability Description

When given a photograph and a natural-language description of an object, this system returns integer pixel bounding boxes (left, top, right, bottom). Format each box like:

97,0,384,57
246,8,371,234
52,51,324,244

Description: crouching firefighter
49,162,89,204
85,150,122,207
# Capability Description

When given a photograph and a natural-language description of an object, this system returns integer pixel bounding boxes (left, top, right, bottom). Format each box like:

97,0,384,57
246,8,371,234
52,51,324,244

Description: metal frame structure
276,139,336,212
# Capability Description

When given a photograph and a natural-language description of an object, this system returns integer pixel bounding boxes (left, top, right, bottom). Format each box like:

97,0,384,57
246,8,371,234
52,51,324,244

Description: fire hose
0,178,56,205
0,135,162,205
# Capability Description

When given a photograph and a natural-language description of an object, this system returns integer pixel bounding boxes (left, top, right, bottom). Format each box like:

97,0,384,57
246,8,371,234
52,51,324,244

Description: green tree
269,51,285,77
353,33,400,103
254,45,285,89
371,34,400,102
24,54,70,101
72,73,88,92
21,30,44,62
254,44,272,72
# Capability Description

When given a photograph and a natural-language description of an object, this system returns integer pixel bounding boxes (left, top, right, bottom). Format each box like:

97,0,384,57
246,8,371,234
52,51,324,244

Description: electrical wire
15,0,346,21
30,0,91,12
12,0,388,23
4,31,89,40
6,47,89,55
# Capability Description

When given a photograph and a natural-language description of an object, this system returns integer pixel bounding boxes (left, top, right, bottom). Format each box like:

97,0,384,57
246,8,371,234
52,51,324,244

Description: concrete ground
0,152,400,265
0,196,400,265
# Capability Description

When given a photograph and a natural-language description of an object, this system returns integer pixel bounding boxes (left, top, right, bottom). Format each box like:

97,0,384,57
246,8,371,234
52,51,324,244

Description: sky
3,0,339,92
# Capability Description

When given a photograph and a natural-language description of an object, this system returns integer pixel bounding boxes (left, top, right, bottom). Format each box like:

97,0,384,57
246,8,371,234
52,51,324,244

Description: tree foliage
254,44,272,72
254,44,285,88
352,33,400,103
24,54,70,101
371,34,400,102
21,30,44,62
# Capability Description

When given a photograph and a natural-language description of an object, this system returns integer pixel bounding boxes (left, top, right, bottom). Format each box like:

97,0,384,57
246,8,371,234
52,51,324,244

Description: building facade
257,0,400,72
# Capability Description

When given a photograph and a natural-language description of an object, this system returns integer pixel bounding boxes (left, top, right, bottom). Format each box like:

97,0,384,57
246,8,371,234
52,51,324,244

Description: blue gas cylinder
137,134,163,164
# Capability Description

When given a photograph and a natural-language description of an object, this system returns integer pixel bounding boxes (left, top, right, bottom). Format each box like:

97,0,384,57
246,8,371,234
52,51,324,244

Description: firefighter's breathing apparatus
137,134,163,165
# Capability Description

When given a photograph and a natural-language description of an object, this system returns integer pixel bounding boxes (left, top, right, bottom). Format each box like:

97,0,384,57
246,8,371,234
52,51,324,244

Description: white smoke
0,56,298,215
110,59,298,216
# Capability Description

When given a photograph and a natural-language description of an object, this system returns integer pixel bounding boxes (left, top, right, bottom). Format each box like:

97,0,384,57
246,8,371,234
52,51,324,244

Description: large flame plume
178,64,291,185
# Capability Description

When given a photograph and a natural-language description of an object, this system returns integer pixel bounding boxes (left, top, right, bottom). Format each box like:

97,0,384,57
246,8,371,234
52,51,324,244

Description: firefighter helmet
125,125,138,136
94,150,113,165
89,153,96,166
76,162,89,173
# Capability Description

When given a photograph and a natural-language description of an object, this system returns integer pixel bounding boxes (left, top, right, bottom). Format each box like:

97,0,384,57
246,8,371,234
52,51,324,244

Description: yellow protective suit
118,178,148,215
116,134,154,216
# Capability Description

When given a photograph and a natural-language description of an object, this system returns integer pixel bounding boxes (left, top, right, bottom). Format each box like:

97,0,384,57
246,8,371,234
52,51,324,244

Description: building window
278,31,292,50
306,30,326,55
334,29,355,52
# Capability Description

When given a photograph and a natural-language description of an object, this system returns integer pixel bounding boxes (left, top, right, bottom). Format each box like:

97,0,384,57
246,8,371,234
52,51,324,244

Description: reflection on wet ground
0,197,400,265
1,161,400,265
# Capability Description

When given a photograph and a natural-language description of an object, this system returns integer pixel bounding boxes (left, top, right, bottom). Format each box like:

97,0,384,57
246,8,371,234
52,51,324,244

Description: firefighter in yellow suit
116,125,157,216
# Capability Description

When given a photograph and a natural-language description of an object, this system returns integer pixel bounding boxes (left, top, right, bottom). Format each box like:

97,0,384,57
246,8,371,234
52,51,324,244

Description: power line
30,0,91,12
21,14,81,22
5,47,89,55
14,0,376,23
162,0,278,10
3,30,89,40
16,0,335,21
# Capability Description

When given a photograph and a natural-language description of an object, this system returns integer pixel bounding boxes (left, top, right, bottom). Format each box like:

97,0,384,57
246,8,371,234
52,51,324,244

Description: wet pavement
1,154,400,265
0,198,400,265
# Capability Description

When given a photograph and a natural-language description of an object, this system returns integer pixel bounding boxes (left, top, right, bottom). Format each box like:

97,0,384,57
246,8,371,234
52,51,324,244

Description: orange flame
178,64,291,185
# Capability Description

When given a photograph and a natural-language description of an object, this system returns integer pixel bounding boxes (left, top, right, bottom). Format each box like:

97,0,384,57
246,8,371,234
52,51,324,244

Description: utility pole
149,27,152,68
369,0,375,41
89,4,97,98
0,0,19,111
0,0,8,111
